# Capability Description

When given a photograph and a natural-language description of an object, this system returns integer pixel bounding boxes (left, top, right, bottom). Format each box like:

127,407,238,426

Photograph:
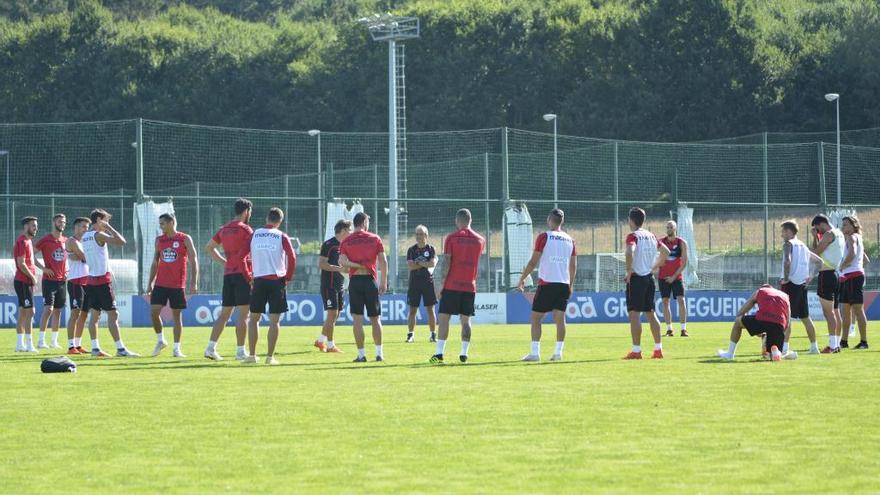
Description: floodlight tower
358,13,420,290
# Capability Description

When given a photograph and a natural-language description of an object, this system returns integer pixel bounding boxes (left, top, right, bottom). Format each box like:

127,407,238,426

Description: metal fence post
501,127,509,289
136,118,144,202
818,142,827,207
284,174,290,235
117,188,124,258
763,132,769,284
484,152,491,292
613,141,620,252
195,181,201,290
373,163,379,235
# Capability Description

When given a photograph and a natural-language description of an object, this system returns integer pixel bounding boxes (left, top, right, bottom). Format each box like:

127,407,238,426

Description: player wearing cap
516,208,576,362
430,208,486,364
147,213,199,358
34,213,68,349
243,207,296,365
339,212,388,363
204,198,254,361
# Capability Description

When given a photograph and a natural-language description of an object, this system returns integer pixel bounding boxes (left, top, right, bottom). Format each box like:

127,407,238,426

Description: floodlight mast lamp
358,14,420,290
824,93,841,205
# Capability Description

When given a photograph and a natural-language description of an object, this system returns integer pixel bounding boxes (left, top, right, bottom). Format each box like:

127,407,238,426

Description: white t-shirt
625,229,659,277
783,238,811,285
840,233,864,276
81,230,110,277
535,230,576,284
251,227,295,279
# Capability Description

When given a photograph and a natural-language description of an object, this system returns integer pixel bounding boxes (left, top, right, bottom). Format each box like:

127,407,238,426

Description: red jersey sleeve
281,235,297,282
376,236,385,252
625,233,636,245
534,232,548,252
443,235,453,257
211,230,221,244
13,238,24,258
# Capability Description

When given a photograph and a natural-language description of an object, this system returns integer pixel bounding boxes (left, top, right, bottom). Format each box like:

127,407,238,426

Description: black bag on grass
41,356,77,373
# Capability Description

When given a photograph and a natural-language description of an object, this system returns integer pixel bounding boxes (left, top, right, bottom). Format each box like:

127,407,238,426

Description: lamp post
308,129,323,239
824,93,841,205
543,114,558,208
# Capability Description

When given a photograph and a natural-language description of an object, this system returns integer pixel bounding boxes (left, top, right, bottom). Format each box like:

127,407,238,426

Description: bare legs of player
266,313,281,358
352,314,366,349
321,309,339,341
369,316,383,346
171,309,183,344
842,303,868,344
437,313,451,342
38,306,62,347
150,305,165,338
66,308,80,344
819,298,838,349
247,312,260,357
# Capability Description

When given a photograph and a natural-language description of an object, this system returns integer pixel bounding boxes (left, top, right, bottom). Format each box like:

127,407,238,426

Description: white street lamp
543,114,558,208
824,93,841,205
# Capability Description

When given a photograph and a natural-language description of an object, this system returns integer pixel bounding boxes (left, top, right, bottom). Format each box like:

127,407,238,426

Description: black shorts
839,275,865,305
84,283,116,312
439,289,476,316
250,278,288,314
781,282,809,319
321,286,345,311
349,275,381,317
151,286,187,310
659,278,684,300
532,283,570,313
407,279,437,308
41,279,67,309
742,315,785,352
816,270,839,308
626,274,656,313
222,273,251,307
67,281,86,311
14,280,34,309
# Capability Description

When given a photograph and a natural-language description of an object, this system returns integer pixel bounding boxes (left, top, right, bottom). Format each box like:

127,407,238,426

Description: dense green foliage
0,0,878,140
2,324,880,494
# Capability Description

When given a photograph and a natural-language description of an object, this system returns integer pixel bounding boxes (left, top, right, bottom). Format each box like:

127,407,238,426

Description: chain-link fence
2,119,879,294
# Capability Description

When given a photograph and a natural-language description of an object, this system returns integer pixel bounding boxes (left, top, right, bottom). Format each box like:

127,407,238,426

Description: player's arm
377,251,388,295
568,252,577,296
147,240,160,294
184,234,199,293
736,292,758,317
205,238,226,266
517,250,542,291
33,256,53,277
318,255,344,272
97,222,126,246
338,254,363,270
811,229,832,256
15,254,38,285
651,242,670,271
782,240,792,283
282,235,297,283
839,234,856,271
624,242,635,283
421,249,437,268
671,239,688,280
863,251,870,265
66,237,84,261
434,254,450,299
406,250,420,271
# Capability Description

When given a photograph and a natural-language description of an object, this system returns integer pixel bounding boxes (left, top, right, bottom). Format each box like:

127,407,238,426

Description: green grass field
1,323,878,494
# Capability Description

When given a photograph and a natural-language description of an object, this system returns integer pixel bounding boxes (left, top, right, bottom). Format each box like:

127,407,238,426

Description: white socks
327,340,335,349
782,342,790,353
115,339,125,350
206,340,217,351
236,345,245,354
173,342,181,353
357,348,366,359
654,343,662,351
16,334,25,348
728,341,737,356
632,345,641,353
375,344,383,358
51,332,59,345
461,341,470,356
531,341,540,356
810,341,819,352
74,337,81,348
436,339,447,355
38,331,46,344
68,338,76,348
681,323,687,331
25,334,33,348
91,338,100,350
156,332,165,343
554,341,564,356
829,335,838,348
317,334,327,344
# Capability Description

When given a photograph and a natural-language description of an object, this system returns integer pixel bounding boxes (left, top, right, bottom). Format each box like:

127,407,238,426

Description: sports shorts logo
424,251,430,258
162,248,178,263
52,248,65,261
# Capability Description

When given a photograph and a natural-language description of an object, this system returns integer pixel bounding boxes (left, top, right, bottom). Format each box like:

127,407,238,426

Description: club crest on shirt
52,248,65,261
172,241,180,248
162,247,178,263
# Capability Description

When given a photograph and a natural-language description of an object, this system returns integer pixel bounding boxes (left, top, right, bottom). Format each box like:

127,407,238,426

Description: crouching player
717,284,797,361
